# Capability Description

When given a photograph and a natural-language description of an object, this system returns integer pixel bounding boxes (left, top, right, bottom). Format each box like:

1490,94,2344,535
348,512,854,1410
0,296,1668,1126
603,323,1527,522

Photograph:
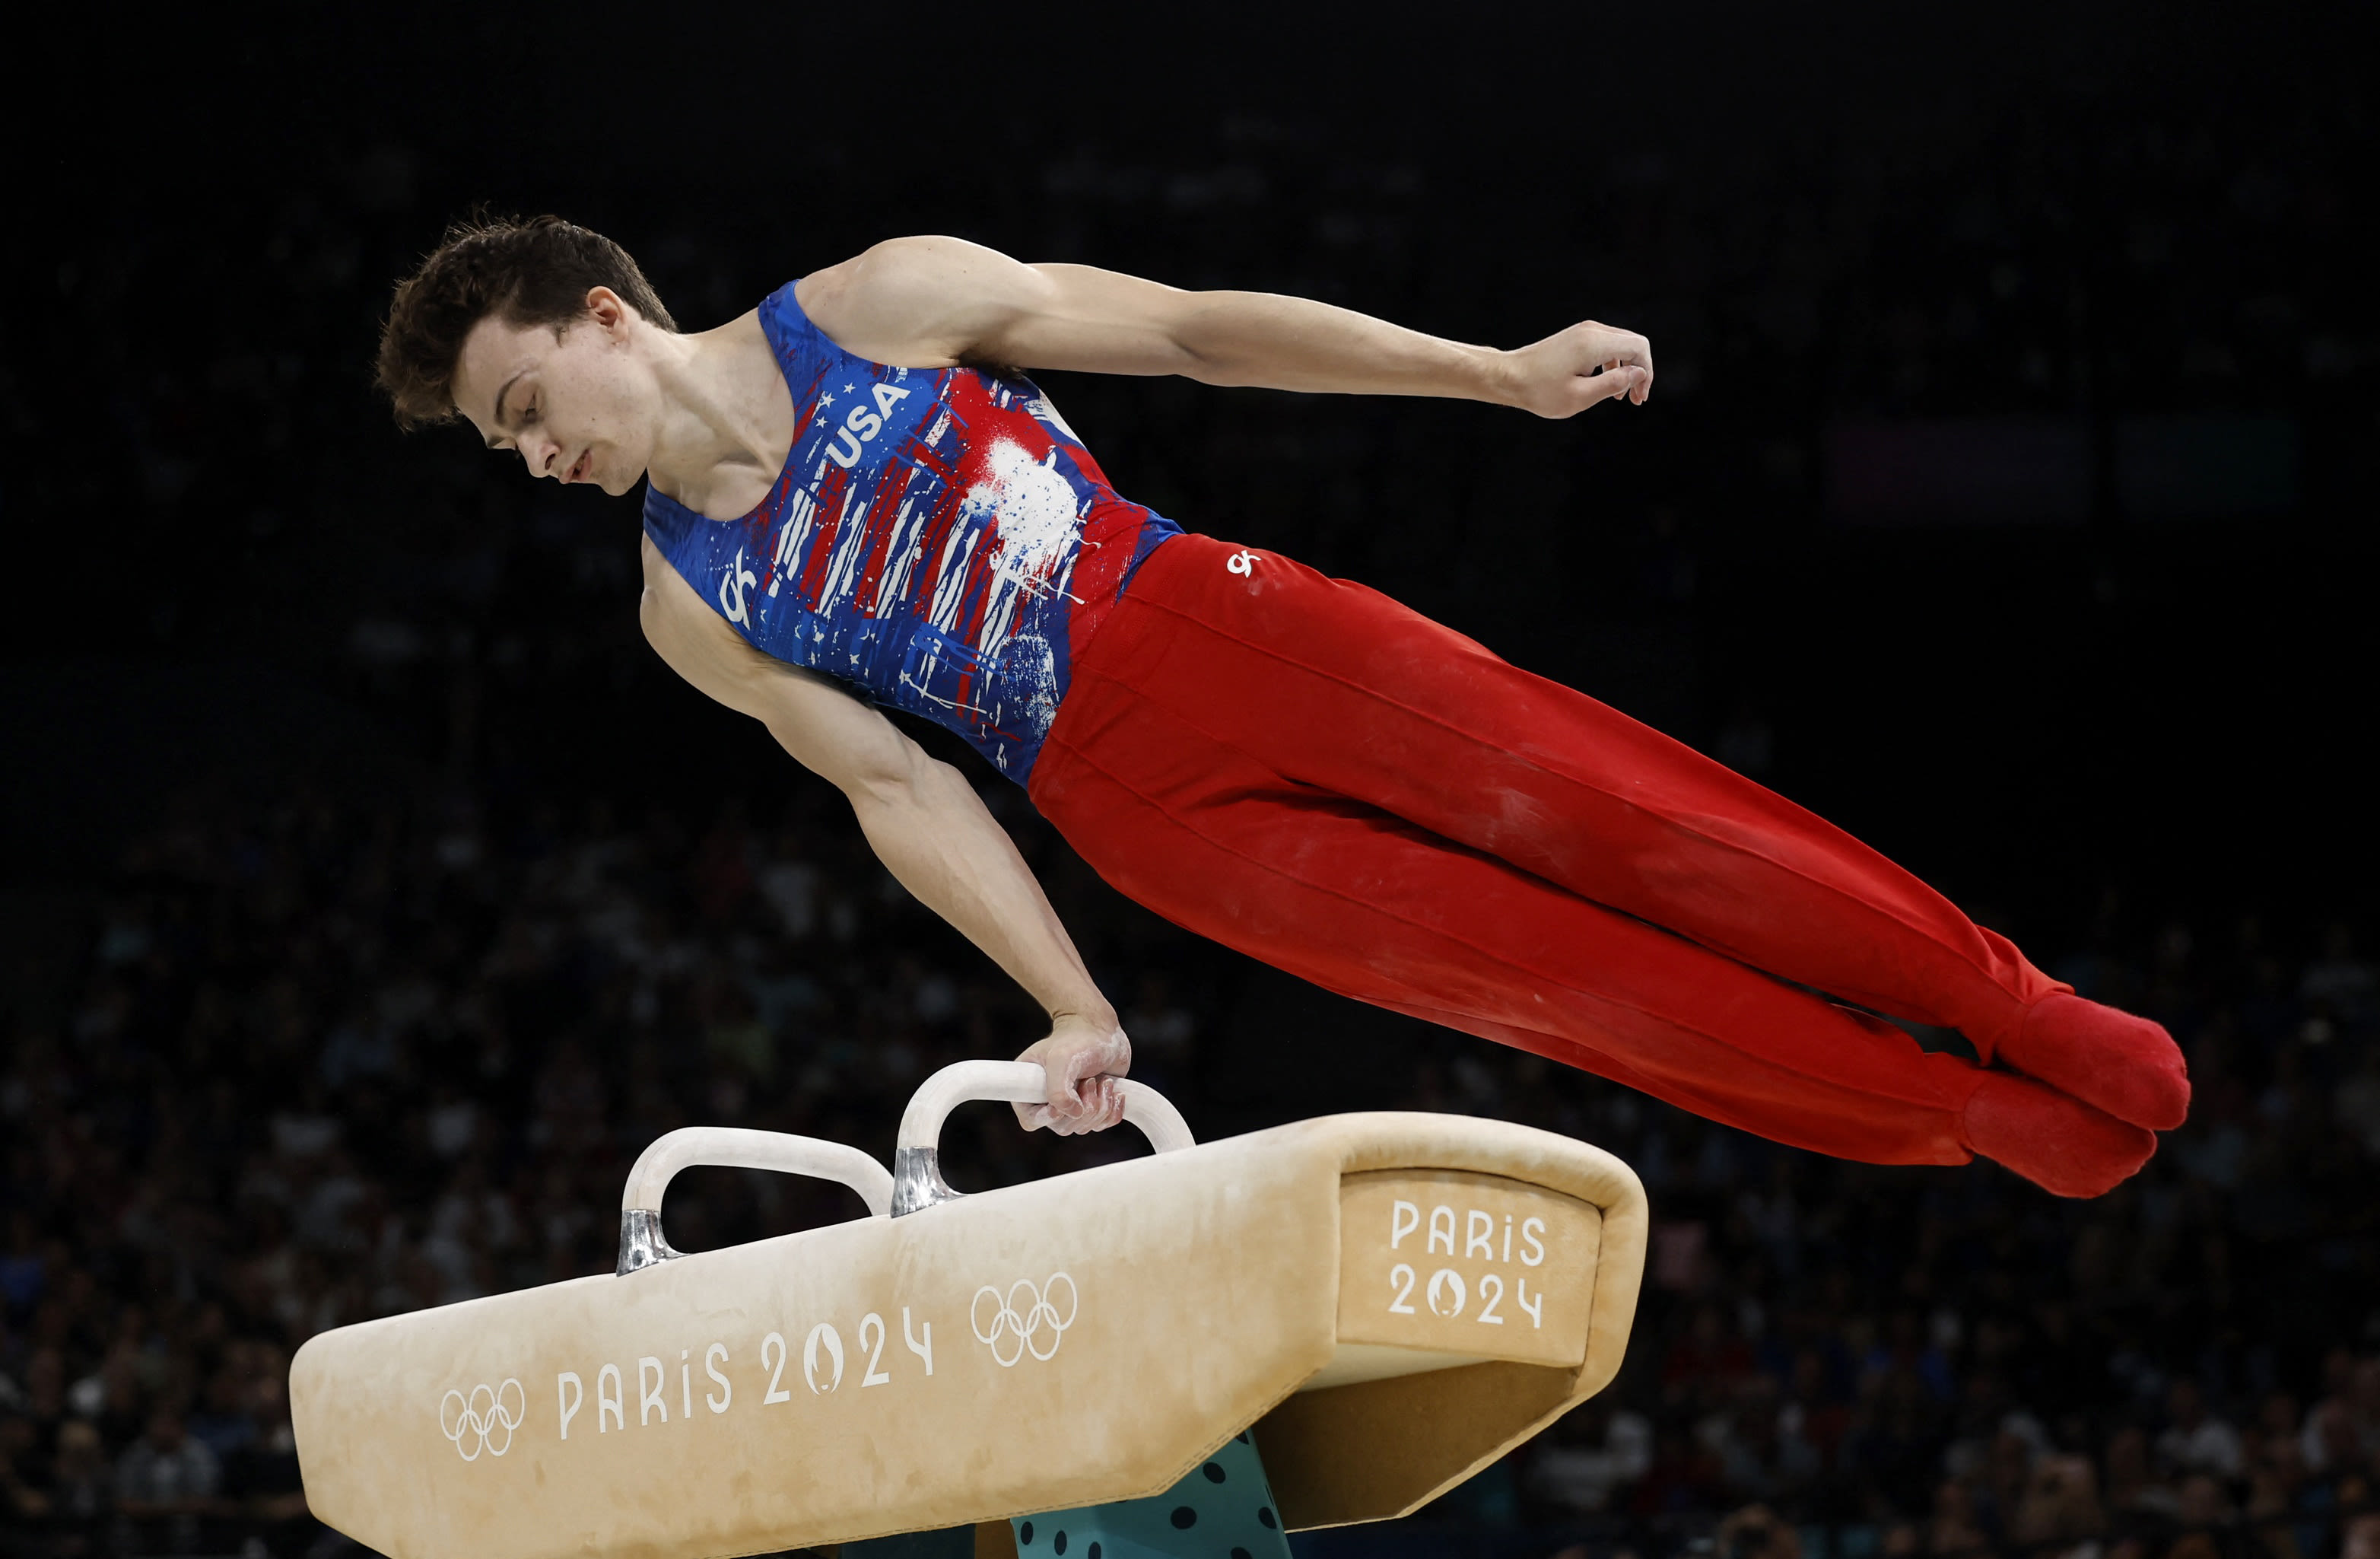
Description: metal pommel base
891,1147,966,1219
615,1208,681,1276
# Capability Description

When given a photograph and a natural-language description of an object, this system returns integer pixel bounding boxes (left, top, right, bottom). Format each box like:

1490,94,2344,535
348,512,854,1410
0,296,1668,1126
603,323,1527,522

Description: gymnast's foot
1992,992,2191,1132
1960,1072,2158,1197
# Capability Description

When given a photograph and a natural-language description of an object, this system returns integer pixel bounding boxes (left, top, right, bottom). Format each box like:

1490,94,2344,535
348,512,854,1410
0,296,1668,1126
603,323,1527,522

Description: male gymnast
376,216,2188,1197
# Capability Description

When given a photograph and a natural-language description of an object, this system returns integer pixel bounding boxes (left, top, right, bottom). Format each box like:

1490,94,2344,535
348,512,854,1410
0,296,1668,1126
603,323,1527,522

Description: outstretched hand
1505,320,1654,418
1012,1012,1132,1135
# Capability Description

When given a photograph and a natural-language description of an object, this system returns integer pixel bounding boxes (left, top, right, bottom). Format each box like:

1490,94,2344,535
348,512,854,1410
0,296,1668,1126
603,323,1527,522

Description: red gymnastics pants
1027,534,2191,1197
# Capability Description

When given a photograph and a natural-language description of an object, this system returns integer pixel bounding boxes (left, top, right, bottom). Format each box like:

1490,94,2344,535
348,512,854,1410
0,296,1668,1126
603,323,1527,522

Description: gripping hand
1012,1013,1133,1136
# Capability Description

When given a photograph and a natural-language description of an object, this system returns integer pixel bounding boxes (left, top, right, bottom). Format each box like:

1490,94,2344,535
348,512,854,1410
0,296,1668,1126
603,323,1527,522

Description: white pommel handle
894,1059,1194,1157
890,1061,1194,1217
621,1128,895,1218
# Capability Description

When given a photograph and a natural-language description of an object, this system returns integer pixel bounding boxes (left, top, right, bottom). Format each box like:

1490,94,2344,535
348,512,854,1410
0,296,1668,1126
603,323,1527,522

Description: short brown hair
376,214,678,430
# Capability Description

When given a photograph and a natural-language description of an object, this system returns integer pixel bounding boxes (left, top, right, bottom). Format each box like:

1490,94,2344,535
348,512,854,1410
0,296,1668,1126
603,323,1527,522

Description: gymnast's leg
1046,533,2185,1135
1028,651,2155,1195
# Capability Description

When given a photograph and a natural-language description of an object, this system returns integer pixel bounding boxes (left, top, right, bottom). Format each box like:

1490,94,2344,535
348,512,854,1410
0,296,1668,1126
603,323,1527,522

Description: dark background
1,4,2375,1557
8,0,2375,927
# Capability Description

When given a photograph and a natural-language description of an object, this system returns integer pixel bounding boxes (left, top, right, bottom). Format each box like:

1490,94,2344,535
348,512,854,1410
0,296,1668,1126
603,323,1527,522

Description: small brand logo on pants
1225,549,1260,576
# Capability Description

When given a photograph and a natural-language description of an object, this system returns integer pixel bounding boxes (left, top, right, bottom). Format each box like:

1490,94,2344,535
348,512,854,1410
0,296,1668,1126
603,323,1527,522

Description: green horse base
844,1430,1292,1559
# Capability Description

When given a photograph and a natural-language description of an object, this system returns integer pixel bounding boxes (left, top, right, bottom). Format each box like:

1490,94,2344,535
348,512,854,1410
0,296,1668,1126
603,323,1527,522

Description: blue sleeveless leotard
642,282,1181,783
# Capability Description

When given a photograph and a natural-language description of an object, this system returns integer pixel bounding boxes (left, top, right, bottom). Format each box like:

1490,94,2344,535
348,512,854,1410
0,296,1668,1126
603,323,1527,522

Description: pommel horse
290,1062,1648,1557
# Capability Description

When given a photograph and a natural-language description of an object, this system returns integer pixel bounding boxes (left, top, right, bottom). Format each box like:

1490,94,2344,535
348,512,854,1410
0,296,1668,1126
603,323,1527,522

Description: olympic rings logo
439,1379,525,1461
971,1274,1078,1367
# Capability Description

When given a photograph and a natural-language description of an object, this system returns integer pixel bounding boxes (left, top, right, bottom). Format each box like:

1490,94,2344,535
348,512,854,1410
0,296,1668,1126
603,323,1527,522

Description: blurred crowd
2,776,2374,1558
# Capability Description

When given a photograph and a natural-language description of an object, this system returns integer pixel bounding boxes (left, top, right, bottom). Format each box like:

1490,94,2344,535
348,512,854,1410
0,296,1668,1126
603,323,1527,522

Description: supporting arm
637,537,1130,1133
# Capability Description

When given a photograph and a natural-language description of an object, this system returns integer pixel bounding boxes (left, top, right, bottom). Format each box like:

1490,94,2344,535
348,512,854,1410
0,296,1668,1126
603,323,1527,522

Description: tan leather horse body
291,1064,1646,1557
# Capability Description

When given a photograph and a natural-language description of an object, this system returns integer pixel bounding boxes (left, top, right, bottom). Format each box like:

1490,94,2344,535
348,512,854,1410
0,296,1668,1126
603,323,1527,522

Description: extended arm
796,236,1652,418
637,537,1128,1132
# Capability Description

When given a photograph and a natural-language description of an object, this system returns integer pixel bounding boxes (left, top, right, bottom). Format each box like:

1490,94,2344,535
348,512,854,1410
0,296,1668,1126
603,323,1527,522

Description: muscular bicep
797,236,1206,377
637,536,917,795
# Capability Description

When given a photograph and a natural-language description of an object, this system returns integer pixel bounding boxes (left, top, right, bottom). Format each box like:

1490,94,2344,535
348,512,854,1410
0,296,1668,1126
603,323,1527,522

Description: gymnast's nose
520,432,561,479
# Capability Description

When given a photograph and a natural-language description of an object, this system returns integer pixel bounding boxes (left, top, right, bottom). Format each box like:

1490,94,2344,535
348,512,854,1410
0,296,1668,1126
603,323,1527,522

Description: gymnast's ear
574,286,632,339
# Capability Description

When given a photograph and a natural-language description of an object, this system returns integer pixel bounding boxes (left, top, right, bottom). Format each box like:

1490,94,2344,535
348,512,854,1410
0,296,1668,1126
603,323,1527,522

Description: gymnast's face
451,287,659,497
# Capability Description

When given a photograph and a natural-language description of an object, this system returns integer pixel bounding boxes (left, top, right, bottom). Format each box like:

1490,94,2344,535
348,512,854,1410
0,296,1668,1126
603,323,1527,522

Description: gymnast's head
377,214,678,495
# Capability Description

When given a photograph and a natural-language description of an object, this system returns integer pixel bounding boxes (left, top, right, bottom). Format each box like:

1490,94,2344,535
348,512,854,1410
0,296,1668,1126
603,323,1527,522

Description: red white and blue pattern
643,282,1180,781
